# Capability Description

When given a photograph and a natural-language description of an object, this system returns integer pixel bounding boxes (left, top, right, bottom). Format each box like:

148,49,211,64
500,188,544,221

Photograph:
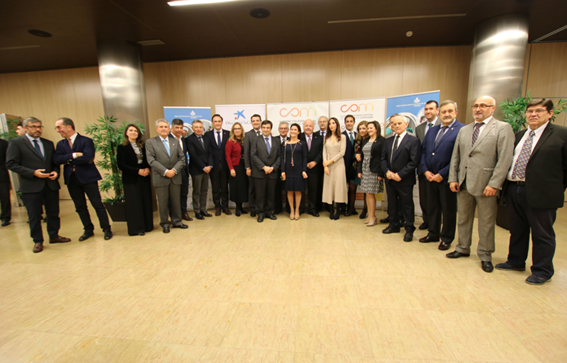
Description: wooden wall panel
224,55,283,104
525,43,567,98
0,72,34,118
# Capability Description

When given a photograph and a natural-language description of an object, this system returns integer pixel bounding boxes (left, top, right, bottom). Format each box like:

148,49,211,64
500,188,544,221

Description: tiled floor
1,200,566,363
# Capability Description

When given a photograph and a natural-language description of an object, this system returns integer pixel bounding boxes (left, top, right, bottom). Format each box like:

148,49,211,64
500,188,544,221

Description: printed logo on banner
279,107,318,118
234,110,245,120
340,103,374,113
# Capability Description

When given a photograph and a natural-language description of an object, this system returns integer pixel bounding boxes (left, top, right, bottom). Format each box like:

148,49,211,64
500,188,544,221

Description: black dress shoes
495,262,526,271
382,227,400,234
104,229,113,240
215,209,222,216
418,222,428,230
266,213,277,220
33,242,43,253
403,231,413,242
240,209,248,214
438,241,451,251
50,236,71,244
202,211,212,217
525,274,551,285
1,220,10,227
195,212,204,220
257,214,264,223
481,261,494,273
172,223,188,229
359,212,367,219
79,231,95,241
419,236,439,243
380,217,389,223
163,226,170,233
446,250,470,258
223,208,232,215
250,211,257,217
235,209,241,217
308,211,320,217
182,213,194,221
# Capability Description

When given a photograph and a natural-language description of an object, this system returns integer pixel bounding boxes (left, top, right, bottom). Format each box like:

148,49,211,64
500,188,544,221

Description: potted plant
497,94,567,229
84,116,145,222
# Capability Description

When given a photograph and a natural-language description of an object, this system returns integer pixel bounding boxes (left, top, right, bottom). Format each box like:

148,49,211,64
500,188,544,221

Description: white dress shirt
507,122,549,181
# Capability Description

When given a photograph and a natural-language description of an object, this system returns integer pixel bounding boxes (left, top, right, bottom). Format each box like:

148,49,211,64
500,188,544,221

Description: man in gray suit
447,95,514,272
146,119,188,233
415,100,440,230
244,113,262,217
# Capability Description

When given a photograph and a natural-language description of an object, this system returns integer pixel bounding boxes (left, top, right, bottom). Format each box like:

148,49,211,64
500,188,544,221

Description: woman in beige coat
322,117,348,220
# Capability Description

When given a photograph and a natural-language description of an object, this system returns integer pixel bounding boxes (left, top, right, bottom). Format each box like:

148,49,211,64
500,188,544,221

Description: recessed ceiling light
28,29,52,38
406,31,413,37
249,8,270,19
168,0,239,6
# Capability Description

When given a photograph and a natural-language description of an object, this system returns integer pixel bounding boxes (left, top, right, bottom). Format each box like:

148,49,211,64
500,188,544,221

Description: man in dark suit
274,121,289,214
415,100,440,230
0,137,11,226
204,114,231,216
251,120,281,222
170,118,192,221
419,100,464,251
315,115,328,212
146,119,188,233
6,117,70,253
244,114,262,217
343,114,358,216
496,98,567,285
53,117,112,241
381,114,421,242
300,119,323,217
186,120,213,220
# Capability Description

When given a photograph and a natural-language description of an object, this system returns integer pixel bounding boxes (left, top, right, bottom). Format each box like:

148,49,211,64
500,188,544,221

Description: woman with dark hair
225,122,249,216
322,117,348,220
357,121,385,226
117,124,154,236
352,121,369,219
281,123,307,220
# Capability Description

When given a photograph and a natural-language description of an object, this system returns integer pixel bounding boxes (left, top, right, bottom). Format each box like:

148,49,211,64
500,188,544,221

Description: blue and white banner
163,106,212,135
214,104,266,132
385,91,440,136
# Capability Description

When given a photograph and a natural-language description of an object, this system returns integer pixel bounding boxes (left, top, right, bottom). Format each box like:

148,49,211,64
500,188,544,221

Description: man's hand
392,173,402,182
307,161,316,169
431,174,444,183
281,172,286,180
204,166,212,174
75,152,83,157
165,169,176,178
263,166,273,174
33,169,49,178
484,186,497,197
48,171,58,180
386,170,395,180
246,168,252,176
450,182,459,193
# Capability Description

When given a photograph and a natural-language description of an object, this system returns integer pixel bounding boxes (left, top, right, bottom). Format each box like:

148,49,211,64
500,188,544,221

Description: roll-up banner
214,104,266,132
267,101,329,134
385,91,440,137
163,106,212,136
329,97,387,134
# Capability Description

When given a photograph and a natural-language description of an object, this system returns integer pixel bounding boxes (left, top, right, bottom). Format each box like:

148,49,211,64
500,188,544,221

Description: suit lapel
530,124,553,159
470,119,495,153
433,125,454,151
24,137,44,160
392,135,409,161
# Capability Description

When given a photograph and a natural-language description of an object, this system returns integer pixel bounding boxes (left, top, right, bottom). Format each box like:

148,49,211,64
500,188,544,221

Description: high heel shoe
290,211,295,220
366,218,377,227
364,219,370,224
294,210,300,220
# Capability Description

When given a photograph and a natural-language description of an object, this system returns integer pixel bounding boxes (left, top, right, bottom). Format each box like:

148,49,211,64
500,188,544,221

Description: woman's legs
287,191,295,219
366,193,377,226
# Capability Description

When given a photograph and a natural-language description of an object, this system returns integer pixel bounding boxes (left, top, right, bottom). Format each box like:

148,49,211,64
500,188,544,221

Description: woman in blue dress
281,123,308,220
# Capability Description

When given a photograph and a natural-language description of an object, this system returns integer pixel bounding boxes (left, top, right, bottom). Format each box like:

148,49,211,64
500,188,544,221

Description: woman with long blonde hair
225,122,249,216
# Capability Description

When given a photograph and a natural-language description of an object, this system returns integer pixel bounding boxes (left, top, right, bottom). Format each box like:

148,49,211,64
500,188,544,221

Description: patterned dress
360,141,383,194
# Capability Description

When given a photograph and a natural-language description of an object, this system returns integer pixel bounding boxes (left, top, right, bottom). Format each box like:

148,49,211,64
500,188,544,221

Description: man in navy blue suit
53,117,112,241
204,114,231,216
381,114,421,242
343,114,358,216
419,100,464,250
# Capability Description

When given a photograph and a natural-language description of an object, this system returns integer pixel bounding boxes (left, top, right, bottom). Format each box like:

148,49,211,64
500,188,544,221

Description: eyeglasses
526,108,548,115
27,125,44,129
471,104,495,110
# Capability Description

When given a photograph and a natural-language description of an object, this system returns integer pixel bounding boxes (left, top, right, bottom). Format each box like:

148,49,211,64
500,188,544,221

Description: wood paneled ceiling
1,0,566,74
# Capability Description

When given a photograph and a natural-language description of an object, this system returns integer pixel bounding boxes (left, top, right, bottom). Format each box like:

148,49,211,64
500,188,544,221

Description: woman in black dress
225,122,249,216
281,123,308,220
117,124,154,236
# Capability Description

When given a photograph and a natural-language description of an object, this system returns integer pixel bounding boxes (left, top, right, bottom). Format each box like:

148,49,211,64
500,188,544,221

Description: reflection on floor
0,200,566,363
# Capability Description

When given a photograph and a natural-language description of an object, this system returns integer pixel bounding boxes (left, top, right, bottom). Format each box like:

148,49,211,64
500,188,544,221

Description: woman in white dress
322,117,348,220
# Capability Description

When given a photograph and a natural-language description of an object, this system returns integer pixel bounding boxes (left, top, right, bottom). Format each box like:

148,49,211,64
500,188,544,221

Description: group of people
1,95,565,285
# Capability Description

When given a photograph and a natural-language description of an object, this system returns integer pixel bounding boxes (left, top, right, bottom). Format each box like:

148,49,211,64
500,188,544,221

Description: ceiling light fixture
328,14,466,24
168,0,238,6
532,23,567,43
138,39,165,46
0,45,40,51
28,29,52,37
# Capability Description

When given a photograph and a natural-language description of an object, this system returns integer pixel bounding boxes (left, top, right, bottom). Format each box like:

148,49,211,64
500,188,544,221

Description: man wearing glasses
447,96,514,273
496,99,567,285
6,117,71,253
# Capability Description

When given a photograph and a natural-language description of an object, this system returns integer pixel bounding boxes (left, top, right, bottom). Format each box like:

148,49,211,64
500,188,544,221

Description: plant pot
496,203,509,230
104,201,127,222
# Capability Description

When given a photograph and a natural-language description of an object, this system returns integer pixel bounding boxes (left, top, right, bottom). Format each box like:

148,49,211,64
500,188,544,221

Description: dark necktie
428,123,434,129
511,130,535,180
393,135,399,152
256,130,260,136
434,126,448,149
265,137,271,153
33,139,43,158
198,136,204,149
216,131,221,146
472,122,483,146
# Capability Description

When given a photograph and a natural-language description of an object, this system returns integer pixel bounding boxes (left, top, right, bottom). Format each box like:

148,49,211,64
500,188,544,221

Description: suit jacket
204,128,230,167
53,133,102,185
170,133,188,176
243,129,261,170
0,138,9,183
6,136,60,193
299,132,323,173
358,136,385,176
449,117,514,196
381,133,421,186
145,136,185,187
342,130,357,175
415,118,440,174
420,120,465,183
186,133,213,176
515,123,567,209
116,143,150,184
251,135,281,179
314,130,327,140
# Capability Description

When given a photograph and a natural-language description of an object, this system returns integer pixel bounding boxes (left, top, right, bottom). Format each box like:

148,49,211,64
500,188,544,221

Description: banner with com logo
214,104,266,132
267,101,329,134
329,97,387,135
163,106,212,136
385,91,440,136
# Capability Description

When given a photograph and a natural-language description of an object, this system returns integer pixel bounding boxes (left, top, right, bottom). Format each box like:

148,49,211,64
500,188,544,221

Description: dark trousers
180,168,189,213
317,168,324,211
418,173,429,225
68,173,110,233
210,161,229,209
0,180,10,222
254,176,277,215
426,180,457,242
274,177,285,212
123,176,154,235
385,180,415,232
303,168,320,213
248,175,255,212
507,183,556,278
191,173,209,213
21,185,60,243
